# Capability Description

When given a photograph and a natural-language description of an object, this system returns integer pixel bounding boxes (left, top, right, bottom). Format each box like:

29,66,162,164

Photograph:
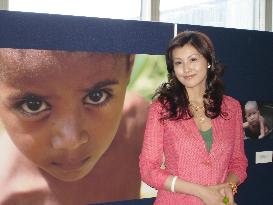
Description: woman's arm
164,175,233,205
139,101,171,190
227,101,248,183
222,100,248,204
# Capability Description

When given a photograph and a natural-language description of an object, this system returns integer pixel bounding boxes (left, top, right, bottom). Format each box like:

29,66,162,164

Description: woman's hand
198,183,236,205
222,183,237,205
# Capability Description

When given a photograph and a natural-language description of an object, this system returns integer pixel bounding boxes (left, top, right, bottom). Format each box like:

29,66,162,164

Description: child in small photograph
0,48,149,205
243,101,269,139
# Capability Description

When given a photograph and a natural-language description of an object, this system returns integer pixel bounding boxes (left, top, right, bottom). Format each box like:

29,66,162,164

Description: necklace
189,102,206,123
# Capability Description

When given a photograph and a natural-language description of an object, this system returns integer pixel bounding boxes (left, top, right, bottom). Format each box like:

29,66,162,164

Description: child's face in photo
245,107,259,125
0,49,131,182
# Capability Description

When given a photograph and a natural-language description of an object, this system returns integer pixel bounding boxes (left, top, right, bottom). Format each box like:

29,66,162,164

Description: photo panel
0,10,174,205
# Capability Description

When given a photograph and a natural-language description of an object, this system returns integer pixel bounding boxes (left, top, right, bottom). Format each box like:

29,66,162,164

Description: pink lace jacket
139,96,248,205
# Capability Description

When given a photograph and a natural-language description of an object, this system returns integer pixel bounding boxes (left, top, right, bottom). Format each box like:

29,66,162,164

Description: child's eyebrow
4,79,119,103
6,92,49,103
83,79,119,92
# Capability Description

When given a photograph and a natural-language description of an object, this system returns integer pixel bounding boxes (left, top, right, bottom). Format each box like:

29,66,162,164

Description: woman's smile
183,74,196,80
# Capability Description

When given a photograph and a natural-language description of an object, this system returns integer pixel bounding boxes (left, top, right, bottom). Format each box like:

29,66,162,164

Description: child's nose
51,116,89,150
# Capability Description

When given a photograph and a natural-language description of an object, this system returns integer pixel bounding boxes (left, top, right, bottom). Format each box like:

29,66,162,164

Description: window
160,0,272,31
4,0,272,31
8,0,141,20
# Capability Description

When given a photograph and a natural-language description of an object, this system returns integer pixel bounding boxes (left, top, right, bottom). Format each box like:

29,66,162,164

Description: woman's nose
51,117,89,150
183,63,191,73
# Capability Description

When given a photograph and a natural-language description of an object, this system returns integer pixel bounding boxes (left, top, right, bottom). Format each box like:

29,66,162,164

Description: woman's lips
183,74,195,80
51,156,91,172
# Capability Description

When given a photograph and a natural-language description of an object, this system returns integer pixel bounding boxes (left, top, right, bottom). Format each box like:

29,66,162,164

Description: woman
139,31,247,205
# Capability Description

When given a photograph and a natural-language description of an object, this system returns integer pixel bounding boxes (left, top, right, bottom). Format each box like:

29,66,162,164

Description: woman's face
172,44,208,92
0,49,131,182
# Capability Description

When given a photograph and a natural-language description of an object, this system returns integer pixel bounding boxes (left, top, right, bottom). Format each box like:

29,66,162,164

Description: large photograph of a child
0,48,151,205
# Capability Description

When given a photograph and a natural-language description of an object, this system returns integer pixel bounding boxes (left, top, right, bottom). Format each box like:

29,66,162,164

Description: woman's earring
208,64,211,68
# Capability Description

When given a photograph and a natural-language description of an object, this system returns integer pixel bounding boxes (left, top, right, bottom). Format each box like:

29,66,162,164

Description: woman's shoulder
222,95,241,112
151,97,168,109
222,95,241,110
149,99,167,116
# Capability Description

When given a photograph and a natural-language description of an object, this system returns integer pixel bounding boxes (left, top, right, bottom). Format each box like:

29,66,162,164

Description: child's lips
51,156,91,172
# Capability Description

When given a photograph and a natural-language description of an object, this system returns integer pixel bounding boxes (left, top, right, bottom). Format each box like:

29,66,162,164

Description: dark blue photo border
0,10,173,54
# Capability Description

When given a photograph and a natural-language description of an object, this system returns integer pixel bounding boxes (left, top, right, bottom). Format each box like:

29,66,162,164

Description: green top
200,128,213,152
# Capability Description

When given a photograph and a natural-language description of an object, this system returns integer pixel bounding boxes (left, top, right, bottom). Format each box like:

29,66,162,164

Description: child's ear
128,54,135,74
124,54,135,85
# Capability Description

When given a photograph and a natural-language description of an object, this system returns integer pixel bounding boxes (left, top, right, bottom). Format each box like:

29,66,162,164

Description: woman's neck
187,87,205,105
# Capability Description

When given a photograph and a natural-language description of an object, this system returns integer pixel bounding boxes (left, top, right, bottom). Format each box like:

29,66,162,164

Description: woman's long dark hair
155,31,226,120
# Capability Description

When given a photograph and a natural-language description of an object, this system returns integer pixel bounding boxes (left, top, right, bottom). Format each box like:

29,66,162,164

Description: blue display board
0,10,173,54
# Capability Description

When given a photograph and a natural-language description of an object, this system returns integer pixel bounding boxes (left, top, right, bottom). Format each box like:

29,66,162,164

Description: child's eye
84,89,112,106
18,96,50,115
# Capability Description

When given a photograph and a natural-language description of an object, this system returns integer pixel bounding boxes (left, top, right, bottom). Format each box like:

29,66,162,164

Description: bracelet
171,176,178,193
228,182,238,195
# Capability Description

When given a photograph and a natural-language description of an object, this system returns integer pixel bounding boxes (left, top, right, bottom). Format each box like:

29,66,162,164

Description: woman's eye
20,96,49,114
84,89,112,106
173,61,182,66
191,57,198,62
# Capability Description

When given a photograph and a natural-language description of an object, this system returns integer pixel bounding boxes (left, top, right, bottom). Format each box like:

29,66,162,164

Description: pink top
139,96,248,205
